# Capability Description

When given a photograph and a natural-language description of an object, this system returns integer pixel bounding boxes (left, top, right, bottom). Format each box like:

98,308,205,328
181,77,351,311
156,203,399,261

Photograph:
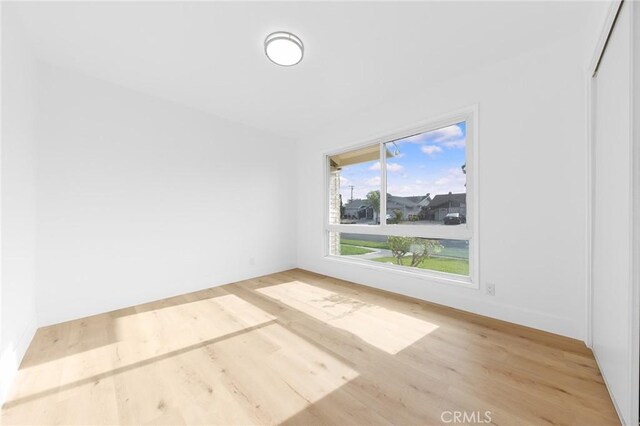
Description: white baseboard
37,263,298,327
300,261,584,341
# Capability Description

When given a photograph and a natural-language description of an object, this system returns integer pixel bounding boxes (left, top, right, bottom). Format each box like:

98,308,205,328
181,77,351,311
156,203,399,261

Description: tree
366,190,380,220
389,209,403,224
409,239,443,267
387,236,413,265
387,237,443,267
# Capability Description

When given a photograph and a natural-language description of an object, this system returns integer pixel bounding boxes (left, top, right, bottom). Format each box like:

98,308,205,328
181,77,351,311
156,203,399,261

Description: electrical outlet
486,283,495,296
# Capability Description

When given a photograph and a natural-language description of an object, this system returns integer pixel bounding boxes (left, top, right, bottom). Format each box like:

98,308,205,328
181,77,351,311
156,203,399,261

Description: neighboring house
344,199,373,220
386,194,431,220
343,194,432,221
424,192,466,221
343,192,464,222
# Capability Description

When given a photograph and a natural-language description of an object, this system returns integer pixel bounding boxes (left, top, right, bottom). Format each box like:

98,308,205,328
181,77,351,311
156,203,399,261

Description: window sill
324,255,479,289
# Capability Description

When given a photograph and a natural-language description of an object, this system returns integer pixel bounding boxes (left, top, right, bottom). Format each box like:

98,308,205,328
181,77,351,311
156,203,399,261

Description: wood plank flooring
1,269,619,425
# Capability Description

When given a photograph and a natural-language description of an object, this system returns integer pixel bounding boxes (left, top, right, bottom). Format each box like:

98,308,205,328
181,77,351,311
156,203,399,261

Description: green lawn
341,238,468,260
340,244,375,255
438,246,469,260
340,239,389,250
371,256,469,276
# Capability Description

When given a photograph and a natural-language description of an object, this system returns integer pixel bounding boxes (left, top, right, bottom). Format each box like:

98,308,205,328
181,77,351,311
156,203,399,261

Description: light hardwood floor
1,269,619,425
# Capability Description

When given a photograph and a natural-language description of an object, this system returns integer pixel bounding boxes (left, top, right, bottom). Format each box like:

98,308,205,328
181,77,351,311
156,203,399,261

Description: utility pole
348,185,355,201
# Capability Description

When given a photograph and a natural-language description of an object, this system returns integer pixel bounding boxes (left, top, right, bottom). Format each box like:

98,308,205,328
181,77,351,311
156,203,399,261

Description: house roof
344,199,370,210
417,196,432,207
402,196,426,204
387,194,430,210
429,193,466,208
345,194,432,212
388,195,416,208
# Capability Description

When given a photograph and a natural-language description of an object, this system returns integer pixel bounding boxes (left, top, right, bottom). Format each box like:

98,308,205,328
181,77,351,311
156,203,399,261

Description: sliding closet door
592,2,634,424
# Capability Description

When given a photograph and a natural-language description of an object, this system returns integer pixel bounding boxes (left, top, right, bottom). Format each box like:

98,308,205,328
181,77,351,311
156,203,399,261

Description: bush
388,209,403,224
387,236,443,267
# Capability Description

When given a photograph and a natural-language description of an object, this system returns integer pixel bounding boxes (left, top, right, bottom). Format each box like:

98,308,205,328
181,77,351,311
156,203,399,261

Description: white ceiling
14,1,593,140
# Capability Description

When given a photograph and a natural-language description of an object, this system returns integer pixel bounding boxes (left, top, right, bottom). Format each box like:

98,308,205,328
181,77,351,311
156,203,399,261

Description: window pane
330,232,469,276
328,145,381,225
384,122,467,227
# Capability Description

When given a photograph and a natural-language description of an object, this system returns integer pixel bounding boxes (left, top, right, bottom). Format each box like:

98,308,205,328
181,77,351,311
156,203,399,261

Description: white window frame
323,105,479,288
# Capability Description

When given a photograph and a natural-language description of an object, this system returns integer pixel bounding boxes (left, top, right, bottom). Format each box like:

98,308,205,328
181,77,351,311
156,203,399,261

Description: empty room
1,1,639,425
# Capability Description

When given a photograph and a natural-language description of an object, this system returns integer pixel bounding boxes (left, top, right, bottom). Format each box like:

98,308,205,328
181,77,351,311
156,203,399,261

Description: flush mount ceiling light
264,31,304,66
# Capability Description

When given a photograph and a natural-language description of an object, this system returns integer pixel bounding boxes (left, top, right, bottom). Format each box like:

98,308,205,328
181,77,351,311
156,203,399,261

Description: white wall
35,64,296,325
296,35,588,340
0,0,630,412
0,8,39,403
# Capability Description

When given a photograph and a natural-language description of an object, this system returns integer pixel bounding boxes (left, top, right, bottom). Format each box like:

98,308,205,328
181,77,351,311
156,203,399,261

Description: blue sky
340,122,467,202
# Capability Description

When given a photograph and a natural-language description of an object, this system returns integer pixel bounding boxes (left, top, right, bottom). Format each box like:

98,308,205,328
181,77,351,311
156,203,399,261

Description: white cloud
341,182,379,201
368,161,404,173
385,166,466,198
366,176,381,186
432,124,463,142
421,145,443,156
384,168,465,197
388,163,404,172
432,167,466,193
387,184,431,198
441,138,465,149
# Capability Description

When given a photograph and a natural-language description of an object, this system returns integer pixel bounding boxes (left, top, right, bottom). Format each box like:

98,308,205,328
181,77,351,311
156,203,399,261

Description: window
326,108,477,285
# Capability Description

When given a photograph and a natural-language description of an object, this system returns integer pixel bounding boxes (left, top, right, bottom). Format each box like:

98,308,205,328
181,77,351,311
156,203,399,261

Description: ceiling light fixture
264,31,304,67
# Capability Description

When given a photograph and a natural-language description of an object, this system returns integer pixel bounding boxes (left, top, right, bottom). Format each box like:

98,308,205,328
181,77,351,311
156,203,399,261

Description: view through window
327,117,474,279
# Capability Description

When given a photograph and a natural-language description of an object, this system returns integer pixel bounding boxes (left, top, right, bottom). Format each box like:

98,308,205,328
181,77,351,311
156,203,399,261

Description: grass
341,238,469,260
438,246,469,260
340,244,375,255
371,256,469,276
340,239,389,250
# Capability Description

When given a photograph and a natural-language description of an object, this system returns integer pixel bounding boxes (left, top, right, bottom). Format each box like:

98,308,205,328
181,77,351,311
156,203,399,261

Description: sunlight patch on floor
3,294,275,404
257,281,439,354
2,322,358,425
176,322,359,425
114,293,276,358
